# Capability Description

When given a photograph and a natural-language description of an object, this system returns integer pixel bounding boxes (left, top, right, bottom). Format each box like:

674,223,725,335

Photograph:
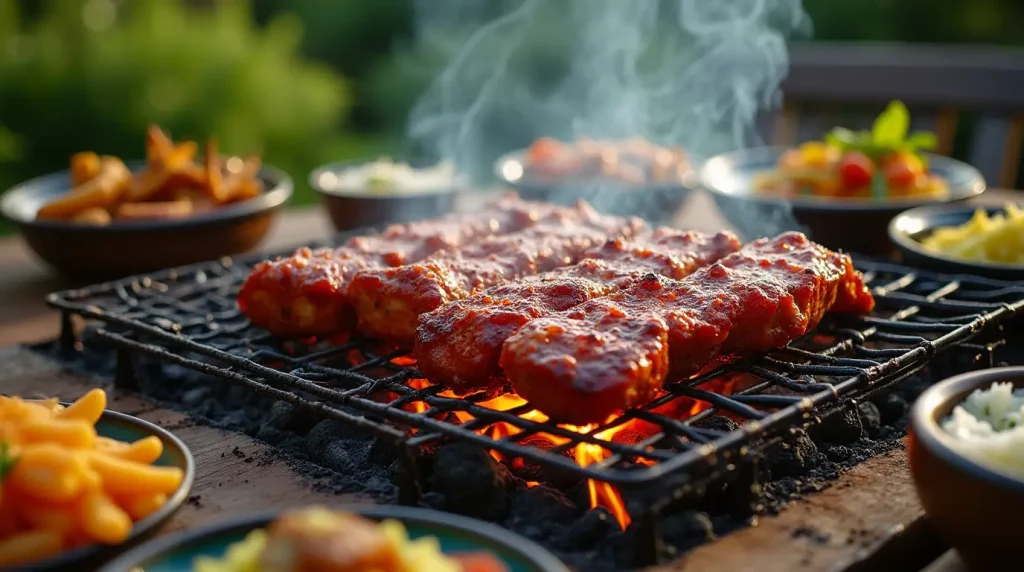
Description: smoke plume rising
407,0,810,183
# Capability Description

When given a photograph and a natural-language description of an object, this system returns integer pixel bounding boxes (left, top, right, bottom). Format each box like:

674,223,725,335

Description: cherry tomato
837,152,874,189
883,151,925,188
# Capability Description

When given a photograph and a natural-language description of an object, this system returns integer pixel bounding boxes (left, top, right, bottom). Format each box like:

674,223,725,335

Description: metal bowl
699,146,986,255
19,407,195,572
100,504,569,572
0,164,292,281
494,149,695,225
889,203,1024,280
310,160,462,232
909,367,1024,571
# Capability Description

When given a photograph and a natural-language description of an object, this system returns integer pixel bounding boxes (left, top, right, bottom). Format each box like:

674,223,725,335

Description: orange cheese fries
0,389,185,568
36,126,264,225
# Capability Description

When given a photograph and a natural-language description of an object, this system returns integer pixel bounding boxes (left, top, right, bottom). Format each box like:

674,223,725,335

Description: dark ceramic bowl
494,149,695,225
17,407,195,572
0,165,292,281
909,367,1024,572
310,160,462,232
889,203,1024,280
100,504,570,572
699,147,986,255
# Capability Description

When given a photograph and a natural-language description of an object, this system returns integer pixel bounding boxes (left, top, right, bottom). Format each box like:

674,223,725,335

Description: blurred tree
0,0,363,209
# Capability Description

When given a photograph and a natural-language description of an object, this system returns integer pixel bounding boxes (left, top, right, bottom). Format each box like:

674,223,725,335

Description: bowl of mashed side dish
909,366,1024,570
310,157,463,231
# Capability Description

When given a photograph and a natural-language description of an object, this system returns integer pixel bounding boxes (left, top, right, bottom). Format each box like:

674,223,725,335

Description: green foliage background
0,0,1021,235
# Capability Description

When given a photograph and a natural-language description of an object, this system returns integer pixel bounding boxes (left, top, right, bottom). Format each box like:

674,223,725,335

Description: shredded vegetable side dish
0,389,184,568
754,101,948,200
920,204,1024,265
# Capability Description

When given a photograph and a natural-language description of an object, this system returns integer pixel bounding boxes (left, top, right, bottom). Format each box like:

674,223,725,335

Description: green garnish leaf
905,131,938,151
871,100,910,146
0,443,16,481
870,170,887,201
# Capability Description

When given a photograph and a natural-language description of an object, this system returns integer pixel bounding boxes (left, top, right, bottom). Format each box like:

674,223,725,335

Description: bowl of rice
909,366,1024,570
99,505,570,572
310,157,465,231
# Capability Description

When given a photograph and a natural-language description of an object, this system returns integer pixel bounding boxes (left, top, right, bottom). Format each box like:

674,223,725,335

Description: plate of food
100,505,570,572
0,126,293,279
0,388,194,571
700,101,986,254
494,137,695,224
909,367,1024,571
888,203,1024,280
310,157,463,231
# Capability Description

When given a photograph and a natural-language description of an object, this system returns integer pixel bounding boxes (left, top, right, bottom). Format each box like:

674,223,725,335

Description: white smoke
406,0,810,184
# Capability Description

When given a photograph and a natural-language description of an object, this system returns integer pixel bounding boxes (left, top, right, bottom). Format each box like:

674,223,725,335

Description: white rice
940,381,1024,479
319,157,457,195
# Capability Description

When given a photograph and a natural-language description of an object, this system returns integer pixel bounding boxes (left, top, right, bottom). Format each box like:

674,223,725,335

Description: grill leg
58,311,77,352
115,348,140,391
629,501,665,567
396,445,421,506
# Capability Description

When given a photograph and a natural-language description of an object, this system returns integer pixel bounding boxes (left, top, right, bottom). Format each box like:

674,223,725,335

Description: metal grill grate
47,239,1024,498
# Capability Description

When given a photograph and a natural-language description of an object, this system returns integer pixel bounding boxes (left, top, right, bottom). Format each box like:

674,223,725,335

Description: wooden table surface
2,189,1016,571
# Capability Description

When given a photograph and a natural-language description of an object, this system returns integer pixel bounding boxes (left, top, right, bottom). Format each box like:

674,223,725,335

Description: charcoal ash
873,393,909,426
430,443,513,522
660,510,715,555
856,401,882,438
763,430,822,480
506,486,579,540
808,406,863,445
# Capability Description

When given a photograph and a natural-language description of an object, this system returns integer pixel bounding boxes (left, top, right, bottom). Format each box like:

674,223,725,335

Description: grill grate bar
45,232,1024,491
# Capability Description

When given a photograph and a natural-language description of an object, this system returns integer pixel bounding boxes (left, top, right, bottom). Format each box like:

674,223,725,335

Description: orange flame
386,370,746,532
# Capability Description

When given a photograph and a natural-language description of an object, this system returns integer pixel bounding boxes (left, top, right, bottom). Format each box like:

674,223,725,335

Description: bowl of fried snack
700,101,986,255
0,126,293,280
101,505,569,572
0,388,194,570
889,203,1024,280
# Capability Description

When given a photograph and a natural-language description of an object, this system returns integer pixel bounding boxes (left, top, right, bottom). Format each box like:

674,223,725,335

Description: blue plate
100,505,570,572
14,406,196,572
888,203,1024,280
698,146,986,255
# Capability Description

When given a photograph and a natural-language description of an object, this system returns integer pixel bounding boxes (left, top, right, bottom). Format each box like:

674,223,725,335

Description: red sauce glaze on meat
414,229,742,392
500,232,876,425
347,204,646,347
236,194,580,338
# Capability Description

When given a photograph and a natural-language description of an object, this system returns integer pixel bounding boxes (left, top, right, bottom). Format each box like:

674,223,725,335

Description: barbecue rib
500,232,876,424
347,204,646,347
415,229,742,392
237,194,578,338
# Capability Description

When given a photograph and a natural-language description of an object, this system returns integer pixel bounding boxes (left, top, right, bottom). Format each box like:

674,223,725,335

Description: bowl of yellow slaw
889,203,1024,280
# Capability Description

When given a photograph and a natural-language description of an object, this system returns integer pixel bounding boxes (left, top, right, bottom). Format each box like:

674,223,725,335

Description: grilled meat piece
415,229,742,392
348,203,646,347
500,232,876,425
237,194,578,338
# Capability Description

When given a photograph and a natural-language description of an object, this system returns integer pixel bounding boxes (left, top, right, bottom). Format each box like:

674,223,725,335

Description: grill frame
46,231,1024,498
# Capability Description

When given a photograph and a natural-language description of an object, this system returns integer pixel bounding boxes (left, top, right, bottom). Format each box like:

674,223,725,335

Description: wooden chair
763,42,1024,190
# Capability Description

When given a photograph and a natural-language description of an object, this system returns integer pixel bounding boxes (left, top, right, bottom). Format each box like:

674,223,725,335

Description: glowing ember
384,360,746,532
